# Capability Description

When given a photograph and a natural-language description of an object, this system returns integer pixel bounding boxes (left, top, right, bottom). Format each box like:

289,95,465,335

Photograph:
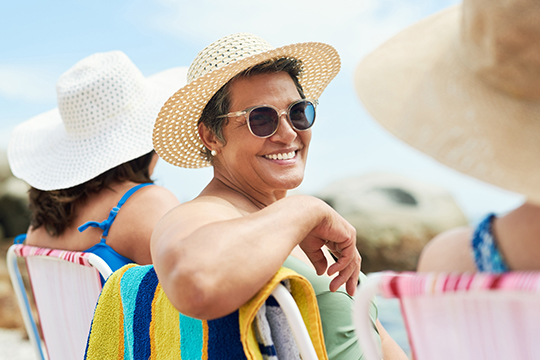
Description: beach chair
6,244,113,360
270,283,319,359
354,271,540,360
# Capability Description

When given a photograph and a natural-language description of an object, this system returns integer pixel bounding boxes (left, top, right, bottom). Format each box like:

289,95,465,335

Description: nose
270,111,297,143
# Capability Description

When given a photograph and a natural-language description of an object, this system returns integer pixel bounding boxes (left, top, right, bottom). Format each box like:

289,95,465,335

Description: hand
299,205,361,296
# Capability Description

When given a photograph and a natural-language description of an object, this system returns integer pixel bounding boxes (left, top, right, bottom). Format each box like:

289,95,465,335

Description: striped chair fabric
354,271,540,360
7,244,112,360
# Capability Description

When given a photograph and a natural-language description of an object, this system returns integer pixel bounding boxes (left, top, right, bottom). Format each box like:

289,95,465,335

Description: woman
8,51,183,270
353,0,540,274
151,33,406,359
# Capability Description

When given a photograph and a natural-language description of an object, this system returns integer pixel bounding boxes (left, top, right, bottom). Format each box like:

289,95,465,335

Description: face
213,72,312,195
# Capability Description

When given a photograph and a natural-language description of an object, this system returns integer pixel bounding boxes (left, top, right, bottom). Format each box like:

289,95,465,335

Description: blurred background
0,0,526,358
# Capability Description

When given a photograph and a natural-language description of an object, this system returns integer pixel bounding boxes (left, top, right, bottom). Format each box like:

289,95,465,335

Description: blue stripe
120,266,153,359
179,314,203,358
266,295,279,307
133,268,159,359
207,310,247,359
12,252,46,360
259,344,278,356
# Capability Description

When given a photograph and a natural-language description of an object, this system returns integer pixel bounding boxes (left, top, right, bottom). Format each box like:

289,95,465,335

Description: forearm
152,195,326,319
377,320,409,360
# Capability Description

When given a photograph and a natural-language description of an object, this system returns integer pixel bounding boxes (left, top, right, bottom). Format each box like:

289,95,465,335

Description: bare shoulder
417,226,476,272
153,195,243,239
116,185,180,225
104,185,179,263
130,184,180,208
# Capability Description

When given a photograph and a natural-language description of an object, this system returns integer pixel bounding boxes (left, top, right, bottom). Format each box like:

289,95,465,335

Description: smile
264,151,296,160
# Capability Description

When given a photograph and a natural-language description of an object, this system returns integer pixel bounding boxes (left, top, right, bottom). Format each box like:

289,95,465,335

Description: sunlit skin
208,71,311,209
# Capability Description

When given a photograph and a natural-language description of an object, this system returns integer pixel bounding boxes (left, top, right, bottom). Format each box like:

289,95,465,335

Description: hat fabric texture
8,51,188,191
153,33,341,169
355,0,540,204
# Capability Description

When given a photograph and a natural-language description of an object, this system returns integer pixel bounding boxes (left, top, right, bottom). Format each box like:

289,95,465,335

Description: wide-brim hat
8,51,188,191
153,33,341,169
355,0,540,204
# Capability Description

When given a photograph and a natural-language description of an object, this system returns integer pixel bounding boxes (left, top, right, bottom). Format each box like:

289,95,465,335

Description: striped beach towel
84,265,328,360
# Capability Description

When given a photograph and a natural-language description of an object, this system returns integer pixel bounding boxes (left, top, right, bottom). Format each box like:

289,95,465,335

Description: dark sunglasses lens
248,107,279,137
290,101,315,130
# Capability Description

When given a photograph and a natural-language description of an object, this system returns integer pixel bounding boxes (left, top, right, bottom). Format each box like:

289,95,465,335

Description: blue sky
0,0,524,221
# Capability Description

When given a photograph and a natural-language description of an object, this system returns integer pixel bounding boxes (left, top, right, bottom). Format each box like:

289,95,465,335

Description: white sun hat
355,0,540,204
8,51,188,191
153,32,341,169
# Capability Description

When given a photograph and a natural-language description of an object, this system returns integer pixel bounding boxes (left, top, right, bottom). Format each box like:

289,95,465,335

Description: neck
203,174,287,213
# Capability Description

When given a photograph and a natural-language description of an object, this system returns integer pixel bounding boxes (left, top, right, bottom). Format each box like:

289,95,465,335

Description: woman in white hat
354,0,540,273
151,33,406,359
8,51,184,273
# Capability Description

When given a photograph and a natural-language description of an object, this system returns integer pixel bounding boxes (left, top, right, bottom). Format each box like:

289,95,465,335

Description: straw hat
153,33,341,168
8,51,188,191
355,0,540,203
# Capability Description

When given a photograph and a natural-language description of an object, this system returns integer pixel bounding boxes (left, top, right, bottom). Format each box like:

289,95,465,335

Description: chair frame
271,283,319,360
7,244,112,360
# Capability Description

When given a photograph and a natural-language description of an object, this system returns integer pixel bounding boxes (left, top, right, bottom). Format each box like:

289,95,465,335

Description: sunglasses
217,99,318,138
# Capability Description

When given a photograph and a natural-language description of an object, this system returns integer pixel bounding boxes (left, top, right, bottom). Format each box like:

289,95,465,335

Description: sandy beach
0,328,34,360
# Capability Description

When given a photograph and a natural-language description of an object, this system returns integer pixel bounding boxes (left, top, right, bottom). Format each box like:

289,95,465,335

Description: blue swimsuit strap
78,183,153,240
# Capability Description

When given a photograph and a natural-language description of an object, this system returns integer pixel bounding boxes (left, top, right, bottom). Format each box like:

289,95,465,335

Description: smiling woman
150,33,407,359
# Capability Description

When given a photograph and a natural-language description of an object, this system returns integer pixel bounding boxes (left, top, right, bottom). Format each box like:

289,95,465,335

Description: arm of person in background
151,194,360,320
417,226,476,272
377,319,409,360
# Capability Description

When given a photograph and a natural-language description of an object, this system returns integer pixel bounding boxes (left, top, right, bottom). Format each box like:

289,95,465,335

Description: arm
417,227,476,272
151,194,360,320
377,319,409,360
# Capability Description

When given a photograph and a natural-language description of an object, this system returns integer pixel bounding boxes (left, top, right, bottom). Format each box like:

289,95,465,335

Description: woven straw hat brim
355,5,540,204
153,42,340,169
8,67,188,191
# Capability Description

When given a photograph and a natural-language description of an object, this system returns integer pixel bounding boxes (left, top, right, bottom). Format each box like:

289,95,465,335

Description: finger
329,261,357,292
326,248,355,275
305,249,328,276
329,273,346,292
345,270,359,296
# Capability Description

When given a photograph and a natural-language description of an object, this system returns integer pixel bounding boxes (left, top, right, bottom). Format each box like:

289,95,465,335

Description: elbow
158,262,222,319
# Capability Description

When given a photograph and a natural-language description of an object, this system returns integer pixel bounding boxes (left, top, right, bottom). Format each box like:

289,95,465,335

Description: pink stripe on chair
378,271,540,298
13,244,94,267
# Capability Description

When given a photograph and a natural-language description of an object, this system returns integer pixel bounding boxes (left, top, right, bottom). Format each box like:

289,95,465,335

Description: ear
198,123,222,152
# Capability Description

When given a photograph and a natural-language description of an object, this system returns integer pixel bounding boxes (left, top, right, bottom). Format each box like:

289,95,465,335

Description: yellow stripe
85,264,135,360
238,267,329,360
149,283,182,359
202,320,209,360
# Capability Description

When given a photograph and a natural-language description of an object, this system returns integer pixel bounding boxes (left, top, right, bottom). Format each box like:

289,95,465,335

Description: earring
211,150,217,156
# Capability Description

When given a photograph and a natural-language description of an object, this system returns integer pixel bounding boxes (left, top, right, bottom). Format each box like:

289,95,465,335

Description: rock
0,149,30,240
316,172,468,273
0,150,11,183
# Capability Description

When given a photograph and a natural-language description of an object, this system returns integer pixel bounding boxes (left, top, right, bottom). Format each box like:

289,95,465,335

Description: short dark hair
198,57,305,163
28,150,156,237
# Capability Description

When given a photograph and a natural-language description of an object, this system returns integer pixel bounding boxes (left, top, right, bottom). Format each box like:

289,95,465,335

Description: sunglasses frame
217,99,318,138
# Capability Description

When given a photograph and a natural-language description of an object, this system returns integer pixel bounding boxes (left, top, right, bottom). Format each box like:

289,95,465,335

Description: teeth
265,151,296,160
